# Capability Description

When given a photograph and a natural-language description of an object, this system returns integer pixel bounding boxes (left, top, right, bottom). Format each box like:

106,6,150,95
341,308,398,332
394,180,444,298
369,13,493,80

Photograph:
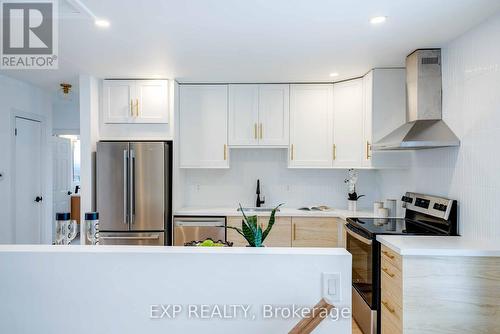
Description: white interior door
15,117,42,244
52,137,72,217
258,84,290,146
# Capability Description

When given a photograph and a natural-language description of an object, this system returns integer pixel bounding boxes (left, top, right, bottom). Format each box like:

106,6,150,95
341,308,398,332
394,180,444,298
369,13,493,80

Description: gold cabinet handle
382,267,395,278
135,99,140,117
130,99,134,116
382,300,395,314
259,123,263,139
290,144,294,160
254,123,258,139
333,144,337,160
293,223,296,240
366,141,372,159
223,144,227,160
382,250,395,259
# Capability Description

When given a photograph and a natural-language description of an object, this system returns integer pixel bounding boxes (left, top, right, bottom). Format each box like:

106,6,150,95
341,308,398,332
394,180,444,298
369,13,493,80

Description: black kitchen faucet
256,179,265,207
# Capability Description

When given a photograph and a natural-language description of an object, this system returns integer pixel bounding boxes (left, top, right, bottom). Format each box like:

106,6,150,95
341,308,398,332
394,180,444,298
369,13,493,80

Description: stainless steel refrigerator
96,141,172,245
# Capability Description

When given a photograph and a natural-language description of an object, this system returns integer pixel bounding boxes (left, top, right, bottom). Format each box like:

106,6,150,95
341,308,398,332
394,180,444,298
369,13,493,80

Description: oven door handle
345,225,373,245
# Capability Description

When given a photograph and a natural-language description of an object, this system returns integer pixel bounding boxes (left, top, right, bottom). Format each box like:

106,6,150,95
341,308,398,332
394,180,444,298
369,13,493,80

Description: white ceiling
3,0,500,91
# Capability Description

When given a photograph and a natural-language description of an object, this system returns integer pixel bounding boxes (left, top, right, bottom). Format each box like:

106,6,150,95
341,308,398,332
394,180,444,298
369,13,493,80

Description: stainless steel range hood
373,49,460,150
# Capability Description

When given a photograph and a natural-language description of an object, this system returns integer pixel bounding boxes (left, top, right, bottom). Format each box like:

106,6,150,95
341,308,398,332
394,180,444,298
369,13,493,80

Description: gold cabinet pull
254,123,258,139
366,141,372,159
382,267,395,278
333,144,337,160
130,99,134,116
293,223,296,240
290,144,294,160
135,99,140,117
259,123,263,139
382,300,395,314
223,144,227,160
382,250,395,259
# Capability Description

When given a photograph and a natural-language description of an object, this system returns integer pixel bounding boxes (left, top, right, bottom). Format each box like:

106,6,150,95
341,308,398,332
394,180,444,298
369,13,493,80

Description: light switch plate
322,272,342,303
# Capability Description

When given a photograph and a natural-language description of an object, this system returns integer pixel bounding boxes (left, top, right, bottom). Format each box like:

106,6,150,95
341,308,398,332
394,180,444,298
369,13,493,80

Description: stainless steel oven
346,192,458,334
346,225,378,334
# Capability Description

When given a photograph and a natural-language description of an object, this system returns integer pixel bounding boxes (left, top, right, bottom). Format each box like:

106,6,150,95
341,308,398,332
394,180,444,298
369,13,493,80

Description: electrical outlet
322,272,342,303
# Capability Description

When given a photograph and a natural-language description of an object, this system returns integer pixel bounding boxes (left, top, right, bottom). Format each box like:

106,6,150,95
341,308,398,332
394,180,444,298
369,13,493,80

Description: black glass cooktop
346,217,448,239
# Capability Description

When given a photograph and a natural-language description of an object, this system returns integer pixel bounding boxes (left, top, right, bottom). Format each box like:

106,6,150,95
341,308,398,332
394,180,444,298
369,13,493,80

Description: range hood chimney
373,49,460,150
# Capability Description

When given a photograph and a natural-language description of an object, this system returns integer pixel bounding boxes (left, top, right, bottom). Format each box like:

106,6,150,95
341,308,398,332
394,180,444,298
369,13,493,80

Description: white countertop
0,244,350,256
377,235,500,257
174,207,377,220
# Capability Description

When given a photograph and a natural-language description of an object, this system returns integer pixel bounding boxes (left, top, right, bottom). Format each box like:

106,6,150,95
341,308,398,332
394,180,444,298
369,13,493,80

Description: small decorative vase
348,200,357,211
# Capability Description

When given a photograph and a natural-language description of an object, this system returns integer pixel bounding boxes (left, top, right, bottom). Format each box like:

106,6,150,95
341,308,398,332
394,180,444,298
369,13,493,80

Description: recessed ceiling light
329,72,339,77
95,19,110,28
370,16,387,24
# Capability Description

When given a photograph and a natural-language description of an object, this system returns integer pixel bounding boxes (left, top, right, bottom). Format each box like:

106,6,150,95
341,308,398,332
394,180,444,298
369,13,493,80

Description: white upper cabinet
333,79,364,167
179,85,229,168
363,69,409,168
289,84,334,168
228,85,259,146
228,84,289,147
102,80,135,123
135,80,169,123
258,84,289,146
102,79,169,124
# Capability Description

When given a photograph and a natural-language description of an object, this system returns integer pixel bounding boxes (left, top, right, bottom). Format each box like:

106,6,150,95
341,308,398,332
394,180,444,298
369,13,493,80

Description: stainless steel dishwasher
173,216,226,246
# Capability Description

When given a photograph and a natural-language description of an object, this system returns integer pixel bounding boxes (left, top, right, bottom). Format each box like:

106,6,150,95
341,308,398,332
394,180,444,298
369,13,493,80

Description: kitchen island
376,235,500,334
0,245,352,334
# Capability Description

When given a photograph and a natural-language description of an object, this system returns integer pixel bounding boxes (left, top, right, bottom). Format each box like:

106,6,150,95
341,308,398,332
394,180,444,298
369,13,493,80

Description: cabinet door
289,84,334,168
258,84,290,146
362,72,374,167
135,80,169,124
228,85,259,146
333,79,364,167
258,216,291,247
179,85,229,168
226,216,248,247
291,217,338,247
102,80,135,123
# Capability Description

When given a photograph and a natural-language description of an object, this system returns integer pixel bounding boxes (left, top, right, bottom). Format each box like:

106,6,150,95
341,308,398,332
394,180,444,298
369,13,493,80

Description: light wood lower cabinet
226,216,341,248
226,216,291,247
380,244,500,334
291,217,339,248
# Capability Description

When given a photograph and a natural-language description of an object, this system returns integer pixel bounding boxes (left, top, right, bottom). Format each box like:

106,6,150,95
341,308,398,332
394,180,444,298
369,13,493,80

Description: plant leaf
254,225,263,247
241,218,255,246
262,203,284,242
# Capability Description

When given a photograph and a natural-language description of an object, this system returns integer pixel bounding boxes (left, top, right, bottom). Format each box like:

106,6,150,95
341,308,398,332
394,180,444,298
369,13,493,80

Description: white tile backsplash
180,148,380,209
377,12,500,240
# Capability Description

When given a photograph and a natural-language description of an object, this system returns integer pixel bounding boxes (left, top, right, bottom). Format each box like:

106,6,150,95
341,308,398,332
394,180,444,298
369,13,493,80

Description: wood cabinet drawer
381,290,403,330
381,257,402,307
291,217,338,247
381,310,402,334
381,245,402,270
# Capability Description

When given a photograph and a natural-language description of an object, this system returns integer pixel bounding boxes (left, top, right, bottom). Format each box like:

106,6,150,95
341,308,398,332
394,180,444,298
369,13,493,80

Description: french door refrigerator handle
130,148,135,224
123,150,128,225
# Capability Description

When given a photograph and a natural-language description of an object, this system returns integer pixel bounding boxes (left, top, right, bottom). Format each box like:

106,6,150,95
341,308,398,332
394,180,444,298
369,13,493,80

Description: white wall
0,75,53,244
180,149,380,209
377,12,500,240
79,75,100,243
0,246,352,334
52,95,80,134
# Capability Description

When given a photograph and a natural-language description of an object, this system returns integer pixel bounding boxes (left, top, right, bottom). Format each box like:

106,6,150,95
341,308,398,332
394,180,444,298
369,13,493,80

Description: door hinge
14,128,17,136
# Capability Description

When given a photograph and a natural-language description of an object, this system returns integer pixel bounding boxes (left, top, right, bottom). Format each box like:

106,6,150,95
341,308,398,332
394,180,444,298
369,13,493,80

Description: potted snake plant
226,204,283,247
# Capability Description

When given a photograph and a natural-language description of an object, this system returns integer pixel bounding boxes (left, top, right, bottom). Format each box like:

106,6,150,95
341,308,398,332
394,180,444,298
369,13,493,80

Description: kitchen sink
237,207,280,213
